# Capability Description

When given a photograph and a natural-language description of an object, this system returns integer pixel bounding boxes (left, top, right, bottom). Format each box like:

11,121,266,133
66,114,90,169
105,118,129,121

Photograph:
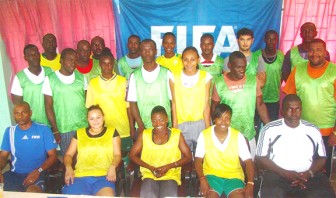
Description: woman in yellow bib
195,104,254,198
130,106,192,198
62,105,121,196
170,46,212,153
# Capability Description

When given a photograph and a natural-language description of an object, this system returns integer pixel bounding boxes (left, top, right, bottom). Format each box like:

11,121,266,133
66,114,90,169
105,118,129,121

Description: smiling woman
129,106,192,198
195,103,255,198
62,105,121,196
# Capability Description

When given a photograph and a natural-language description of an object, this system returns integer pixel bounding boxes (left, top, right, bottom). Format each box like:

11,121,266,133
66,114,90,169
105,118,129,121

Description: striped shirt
256,119,326,172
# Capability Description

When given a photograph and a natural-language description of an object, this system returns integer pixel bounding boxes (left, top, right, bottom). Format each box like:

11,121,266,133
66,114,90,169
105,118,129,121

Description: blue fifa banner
113,0,283,59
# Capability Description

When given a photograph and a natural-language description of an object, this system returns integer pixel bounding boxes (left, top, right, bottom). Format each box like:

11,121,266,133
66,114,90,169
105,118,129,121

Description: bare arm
130,102,145,133
243,159,255,197
195,157,210,196
305,157,326,177
210,100,220,118
127,107,136,140
281,51,291,82
11,94,23,105
106,135,122,182
44,95,61,143
328,125,336,146
256,156,301,183
177,134,192,166
41,149,58,171
129,131,156,173
203,81,211,128
256,96,270,124
257,71,266,89
0,151,10,183
64,138,78,185
170,79,178,128
156,133,192,177
23,148,58,186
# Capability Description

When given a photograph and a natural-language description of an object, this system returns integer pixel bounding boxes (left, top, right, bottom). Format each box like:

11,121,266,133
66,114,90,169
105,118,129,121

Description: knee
260,185,286,198
140,179,158,198
140,189,158,198
26,185,42,193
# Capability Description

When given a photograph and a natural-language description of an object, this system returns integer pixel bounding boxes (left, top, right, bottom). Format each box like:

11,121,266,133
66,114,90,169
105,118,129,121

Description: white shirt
169,70,212,88
195,126,251,161
256,119,326,172
42,71,88,96
11,67,46,96
127,65,172,102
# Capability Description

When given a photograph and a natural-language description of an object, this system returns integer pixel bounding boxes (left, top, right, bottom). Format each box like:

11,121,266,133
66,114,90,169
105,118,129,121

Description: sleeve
167,71,173,100
315,130,327,158
238,133,252,161
1,128,11,152
43,126,58,151
256,125,270,157
281,50,291,82
223,57,229,72
11,76,23,96
282,68,297,95
83,76,88,90
195,132,206,158
205,72,212,83
42,77,52,96
126,73,137,102
257,55,266,72
211,84,221,102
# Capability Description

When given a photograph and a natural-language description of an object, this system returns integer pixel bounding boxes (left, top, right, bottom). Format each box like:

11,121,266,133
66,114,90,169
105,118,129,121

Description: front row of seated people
1,94,334,197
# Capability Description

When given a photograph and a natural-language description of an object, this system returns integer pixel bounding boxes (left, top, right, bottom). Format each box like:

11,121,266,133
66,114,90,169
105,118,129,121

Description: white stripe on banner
113,0,283,59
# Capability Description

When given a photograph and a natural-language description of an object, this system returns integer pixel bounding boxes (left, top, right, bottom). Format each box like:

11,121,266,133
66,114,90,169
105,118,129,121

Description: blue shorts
3,171,45,192
62,176,115,195
206,175,244,196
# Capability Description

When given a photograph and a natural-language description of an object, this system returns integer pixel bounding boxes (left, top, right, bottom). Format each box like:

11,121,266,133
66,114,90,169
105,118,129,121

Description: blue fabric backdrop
113,0,283,59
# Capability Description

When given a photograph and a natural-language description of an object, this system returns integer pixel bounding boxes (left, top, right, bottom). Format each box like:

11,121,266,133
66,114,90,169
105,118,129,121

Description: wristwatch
37,167,43,173
308,170,314,178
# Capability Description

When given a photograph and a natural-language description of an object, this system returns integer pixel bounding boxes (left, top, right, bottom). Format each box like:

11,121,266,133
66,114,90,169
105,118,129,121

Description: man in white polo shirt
256,94,334,197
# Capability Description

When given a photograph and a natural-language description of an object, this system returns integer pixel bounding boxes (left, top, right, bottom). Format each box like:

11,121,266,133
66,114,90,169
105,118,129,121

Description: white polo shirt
256,119,326,172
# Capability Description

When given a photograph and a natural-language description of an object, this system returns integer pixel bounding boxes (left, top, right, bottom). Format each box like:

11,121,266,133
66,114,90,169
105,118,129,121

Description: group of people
0,21,334,198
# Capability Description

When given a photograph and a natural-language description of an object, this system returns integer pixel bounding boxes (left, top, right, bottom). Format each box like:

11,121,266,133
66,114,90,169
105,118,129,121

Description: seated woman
129,106,192,198
62,105,121,196
194,104,254,198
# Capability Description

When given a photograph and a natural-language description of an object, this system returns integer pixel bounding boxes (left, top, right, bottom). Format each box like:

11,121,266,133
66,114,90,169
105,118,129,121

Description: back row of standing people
10,23,335,178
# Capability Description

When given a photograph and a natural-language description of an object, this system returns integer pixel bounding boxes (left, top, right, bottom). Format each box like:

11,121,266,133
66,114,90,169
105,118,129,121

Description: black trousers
258,171,335,198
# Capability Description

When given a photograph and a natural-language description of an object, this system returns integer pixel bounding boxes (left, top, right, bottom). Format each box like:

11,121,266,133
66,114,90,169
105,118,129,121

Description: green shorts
121,136,133,152
206,175,244,196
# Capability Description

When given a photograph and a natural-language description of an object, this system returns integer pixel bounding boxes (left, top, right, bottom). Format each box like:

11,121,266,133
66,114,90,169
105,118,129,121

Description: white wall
0,36,13,142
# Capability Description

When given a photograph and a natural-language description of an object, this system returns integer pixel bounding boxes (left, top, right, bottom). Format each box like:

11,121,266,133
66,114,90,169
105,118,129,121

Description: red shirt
76,59,93,74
